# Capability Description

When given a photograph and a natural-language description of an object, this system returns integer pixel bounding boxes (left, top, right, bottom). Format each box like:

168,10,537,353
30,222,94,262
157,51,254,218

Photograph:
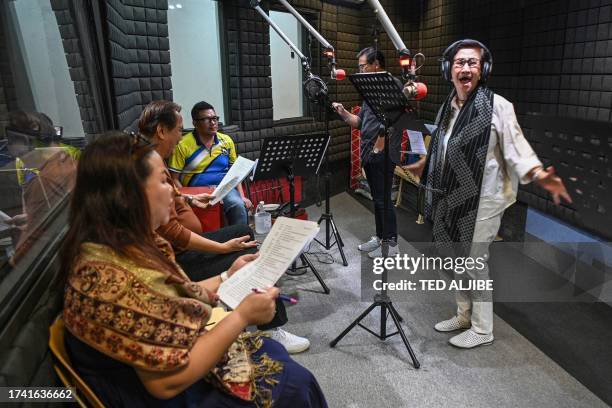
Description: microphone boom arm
276,0,344,79
365,0,427,95
278,0,332,50
250,0,329,103
250,0,311,72
365,0,410,57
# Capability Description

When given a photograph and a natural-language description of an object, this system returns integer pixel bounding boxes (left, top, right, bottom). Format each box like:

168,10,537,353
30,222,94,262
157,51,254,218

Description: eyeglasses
127,131,151,155
453,58,480,68
194,116,220,124
358,63,368,71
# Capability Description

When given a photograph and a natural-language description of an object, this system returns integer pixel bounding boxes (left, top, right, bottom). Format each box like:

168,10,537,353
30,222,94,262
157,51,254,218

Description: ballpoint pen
251,288,297,305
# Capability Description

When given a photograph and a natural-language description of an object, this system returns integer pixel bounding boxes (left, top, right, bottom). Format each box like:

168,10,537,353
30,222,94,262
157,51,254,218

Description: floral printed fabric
63,235,282,406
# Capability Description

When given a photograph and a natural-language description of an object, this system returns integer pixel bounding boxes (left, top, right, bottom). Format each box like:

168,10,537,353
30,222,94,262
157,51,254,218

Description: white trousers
455,213,503,335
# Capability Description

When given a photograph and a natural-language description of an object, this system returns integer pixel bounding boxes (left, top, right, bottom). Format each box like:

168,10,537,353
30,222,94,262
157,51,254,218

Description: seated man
169,101,252,225
138,101,255,278
139,101,310,353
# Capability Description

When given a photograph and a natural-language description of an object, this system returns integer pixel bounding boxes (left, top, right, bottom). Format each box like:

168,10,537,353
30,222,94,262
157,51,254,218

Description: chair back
48,316,106,408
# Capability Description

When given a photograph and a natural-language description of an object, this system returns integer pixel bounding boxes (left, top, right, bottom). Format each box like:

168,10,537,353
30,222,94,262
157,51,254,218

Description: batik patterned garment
63,234,281,407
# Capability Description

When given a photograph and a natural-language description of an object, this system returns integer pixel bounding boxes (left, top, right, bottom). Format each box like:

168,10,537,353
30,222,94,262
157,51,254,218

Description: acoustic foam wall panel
105,0,173,131
519,115,611,240
50,0,101,138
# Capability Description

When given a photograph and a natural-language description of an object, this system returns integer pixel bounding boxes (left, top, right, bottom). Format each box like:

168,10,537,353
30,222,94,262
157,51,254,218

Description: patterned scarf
419,85,494,247
64,235,281,407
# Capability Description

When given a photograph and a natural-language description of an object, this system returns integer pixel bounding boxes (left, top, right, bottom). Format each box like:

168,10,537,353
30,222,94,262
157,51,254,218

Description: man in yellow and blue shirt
169,101,252,225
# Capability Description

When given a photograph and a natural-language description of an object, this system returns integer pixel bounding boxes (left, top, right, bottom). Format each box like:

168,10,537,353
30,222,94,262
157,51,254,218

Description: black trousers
176,224,287,330
363,153,398,241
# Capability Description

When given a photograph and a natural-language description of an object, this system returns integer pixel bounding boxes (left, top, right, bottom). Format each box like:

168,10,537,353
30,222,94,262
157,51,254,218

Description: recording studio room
0,0,610,407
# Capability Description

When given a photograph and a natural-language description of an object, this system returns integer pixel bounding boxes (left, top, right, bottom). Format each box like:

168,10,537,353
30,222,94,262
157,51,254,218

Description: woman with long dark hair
60,132,327,407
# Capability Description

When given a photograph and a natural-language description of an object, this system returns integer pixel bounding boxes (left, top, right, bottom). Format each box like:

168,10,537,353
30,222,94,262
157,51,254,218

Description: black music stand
329,72,420,368
311,95,349,267
253,134,331,294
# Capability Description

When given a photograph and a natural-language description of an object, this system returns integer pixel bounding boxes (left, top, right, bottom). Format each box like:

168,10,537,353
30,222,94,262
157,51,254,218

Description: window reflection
0,0,82,276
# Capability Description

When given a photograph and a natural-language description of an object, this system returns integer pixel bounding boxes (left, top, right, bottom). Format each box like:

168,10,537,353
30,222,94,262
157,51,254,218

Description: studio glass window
167,0,226,127
0,0,82,288
269,10,304,120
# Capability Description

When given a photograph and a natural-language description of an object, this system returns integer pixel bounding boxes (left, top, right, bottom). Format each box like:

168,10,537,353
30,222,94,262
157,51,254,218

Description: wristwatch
220,271,229,282
530,167,544,182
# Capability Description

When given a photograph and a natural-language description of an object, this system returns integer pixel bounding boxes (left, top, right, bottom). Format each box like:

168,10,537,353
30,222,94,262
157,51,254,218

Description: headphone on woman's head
440,39,493,83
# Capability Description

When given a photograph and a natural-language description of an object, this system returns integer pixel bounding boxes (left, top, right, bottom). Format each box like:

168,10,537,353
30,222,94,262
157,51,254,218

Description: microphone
399,51,427,100
323,48,345,81
403,81,427,101
331,68,346,81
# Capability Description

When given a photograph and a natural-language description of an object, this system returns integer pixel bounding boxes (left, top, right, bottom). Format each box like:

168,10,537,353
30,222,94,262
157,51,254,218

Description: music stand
253,134,331,294
329,72,420,368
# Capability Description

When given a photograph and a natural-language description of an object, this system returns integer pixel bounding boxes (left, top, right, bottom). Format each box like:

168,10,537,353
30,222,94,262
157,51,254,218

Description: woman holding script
60,132,327,407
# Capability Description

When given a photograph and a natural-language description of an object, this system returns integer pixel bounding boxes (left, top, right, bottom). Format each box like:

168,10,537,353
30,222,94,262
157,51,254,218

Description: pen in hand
251,288,297,305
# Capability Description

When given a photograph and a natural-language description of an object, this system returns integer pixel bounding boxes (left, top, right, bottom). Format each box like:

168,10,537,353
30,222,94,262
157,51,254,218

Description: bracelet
531,167,544,182
220,271,229,282
183,194,193,205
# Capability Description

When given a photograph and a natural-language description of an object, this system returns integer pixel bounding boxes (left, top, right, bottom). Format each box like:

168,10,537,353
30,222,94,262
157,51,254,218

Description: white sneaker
358,236,380,252
434,316,471,332
367,242,399,259
266,328,310,354
449,329,494,349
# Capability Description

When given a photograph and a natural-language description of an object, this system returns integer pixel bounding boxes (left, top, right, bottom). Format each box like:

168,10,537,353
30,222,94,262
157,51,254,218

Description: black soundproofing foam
105,0,173,131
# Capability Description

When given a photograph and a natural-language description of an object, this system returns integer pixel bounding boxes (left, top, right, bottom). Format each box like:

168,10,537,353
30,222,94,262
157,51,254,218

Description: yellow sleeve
168,138,187,172
228,136,237,165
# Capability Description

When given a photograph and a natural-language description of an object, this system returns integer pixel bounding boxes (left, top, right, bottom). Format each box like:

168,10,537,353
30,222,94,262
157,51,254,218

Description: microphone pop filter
303,75,328,103
333,69,346,81
414,82,427,101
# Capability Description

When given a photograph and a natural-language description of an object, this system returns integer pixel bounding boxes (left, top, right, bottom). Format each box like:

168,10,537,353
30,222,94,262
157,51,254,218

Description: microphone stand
276,0,343,79
365,0,426,86
250,1,314,80
251,0,348,266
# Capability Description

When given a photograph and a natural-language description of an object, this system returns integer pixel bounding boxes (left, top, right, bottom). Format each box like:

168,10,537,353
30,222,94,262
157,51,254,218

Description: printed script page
218,217,319,309
211,156,255,205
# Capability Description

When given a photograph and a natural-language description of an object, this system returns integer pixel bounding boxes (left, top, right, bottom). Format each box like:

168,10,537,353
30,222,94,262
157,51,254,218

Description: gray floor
275,192,607,408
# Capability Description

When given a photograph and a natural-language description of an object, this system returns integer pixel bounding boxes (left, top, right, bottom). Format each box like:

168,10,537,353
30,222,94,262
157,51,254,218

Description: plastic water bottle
254,201,271,234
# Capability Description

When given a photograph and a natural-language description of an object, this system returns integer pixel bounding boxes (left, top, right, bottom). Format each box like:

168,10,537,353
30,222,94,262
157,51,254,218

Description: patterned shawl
420,85,494,248
63,235,281,407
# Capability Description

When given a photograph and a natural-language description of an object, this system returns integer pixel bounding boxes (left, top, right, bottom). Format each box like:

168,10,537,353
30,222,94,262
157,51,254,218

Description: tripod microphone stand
310,95,348,266
329,72,420,369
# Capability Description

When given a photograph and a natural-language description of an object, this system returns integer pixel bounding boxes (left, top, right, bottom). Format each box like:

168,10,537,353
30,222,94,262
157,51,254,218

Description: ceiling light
176,4,182,8
169,4,175,9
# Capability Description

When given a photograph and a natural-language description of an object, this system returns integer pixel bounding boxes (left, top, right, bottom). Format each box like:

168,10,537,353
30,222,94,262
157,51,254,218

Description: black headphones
440,39,493,83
